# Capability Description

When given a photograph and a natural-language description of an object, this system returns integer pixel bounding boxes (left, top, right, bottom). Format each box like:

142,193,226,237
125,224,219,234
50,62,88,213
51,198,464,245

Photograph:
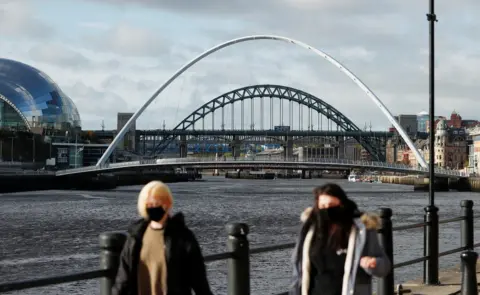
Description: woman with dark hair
289,183,391,295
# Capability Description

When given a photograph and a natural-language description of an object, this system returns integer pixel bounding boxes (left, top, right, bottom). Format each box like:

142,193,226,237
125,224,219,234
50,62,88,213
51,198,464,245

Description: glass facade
0,58,81,131
417,114,429,133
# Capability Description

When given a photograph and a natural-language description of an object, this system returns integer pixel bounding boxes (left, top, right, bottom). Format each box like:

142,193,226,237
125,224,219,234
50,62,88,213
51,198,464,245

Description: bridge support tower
179,135,187,158
230,136,241,159
283,136,294,160
301,170,312,179
336,136,345,159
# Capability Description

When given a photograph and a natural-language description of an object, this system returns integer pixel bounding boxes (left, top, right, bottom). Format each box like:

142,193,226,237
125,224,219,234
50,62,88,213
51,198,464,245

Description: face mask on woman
147,206,166,221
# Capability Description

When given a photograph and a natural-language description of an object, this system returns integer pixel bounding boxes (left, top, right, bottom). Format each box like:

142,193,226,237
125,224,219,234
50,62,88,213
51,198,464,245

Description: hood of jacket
300,206,380,230
127,212,187,239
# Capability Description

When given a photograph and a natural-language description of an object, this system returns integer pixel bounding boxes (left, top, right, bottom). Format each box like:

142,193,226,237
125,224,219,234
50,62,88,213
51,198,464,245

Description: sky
0,0,479,131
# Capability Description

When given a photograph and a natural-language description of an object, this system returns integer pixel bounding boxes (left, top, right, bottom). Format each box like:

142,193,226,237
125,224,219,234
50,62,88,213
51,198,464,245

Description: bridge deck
55,158,468,178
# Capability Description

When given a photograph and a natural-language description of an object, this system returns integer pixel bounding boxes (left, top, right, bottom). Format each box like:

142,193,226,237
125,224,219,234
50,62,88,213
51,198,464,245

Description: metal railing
1,200,478,295
55,157,468,177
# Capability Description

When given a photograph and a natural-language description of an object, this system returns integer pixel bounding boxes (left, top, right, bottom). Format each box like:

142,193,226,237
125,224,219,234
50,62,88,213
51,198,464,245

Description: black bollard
461,200,474,250
99,232,127,295
226,223,250,295
423,205,439,284
461,251,478,295
376,208,394,295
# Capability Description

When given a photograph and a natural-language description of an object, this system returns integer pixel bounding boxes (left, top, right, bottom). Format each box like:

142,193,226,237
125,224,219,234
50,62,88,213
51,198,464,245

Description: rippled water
1,177,480,295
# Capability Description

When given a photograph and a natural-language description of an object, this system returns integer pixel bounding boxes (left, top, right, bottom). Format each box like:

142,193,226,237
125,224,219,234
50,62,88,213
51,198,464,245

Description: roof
0,58,81,130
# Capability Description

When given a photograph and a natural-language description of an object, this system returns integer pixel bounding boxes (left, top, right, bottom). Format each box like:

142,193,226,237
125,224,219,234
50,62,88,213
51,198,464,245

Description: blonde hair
137,181,173,219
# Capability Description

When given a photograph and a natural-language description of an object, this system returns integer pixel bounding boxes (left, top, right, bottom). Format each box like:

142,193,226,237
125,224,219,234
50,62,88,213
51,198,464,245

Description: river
1,177,479,295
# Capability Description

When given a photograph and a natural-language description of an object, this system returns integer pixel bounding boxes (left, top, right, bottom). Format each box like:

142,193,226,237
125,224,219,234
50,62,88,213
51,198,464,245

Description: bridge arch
96,35,426,168
152,84,384,160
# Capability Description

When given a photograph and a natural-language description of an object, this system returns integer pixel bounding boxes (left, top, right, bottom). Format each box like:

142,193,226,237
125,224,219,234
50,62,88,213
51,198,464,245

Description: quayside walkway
398,260,480,295
0,201,479,295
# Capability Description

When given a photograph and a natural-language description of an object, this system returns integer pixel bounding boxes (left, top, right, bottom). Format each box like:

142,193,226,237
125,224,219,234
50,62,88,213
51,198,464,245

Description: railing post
461,200,474,250
423,205,439,284
226,223,250,295
460,250,478,295
377,208,394,295
99,232,127,295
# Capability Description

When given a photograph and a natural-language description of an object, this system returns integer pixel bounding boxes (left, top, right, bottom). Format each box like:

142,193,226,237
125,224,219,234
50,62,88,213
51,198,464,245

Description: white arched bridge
96,34,429,170
56,158,468,178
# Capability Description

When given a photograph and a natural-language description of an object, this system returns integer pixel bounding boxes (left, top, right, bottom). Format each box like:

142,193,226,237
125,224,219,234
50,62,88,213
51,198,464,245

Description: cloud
1,0,479,132
0,1,54,39
63,82,130,127
84,23,171,57
28,44,91,70
77,21,110,30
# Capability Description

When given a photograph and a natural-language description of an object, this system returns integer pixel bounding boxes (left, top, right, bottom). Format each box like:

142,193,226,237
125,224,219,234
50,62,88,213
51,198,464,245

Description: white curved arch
0,93,32,131
96,35,427,168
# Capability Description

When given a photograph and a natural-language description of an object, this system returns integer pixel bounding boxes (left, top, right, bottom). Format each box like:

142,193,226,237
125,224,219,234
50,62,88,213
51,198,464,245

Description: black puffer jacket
112,213,213,295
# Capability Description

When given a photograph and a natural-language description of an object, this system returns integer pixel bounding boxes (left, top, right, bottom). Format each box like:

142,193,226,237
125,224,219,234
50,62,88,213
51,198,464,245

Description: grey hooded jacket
289,207,391,295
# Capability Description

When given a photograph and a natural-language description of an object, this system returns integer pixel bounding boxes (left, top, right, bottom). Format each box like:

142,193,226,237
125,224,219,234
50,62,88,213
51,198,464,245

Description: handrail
0,270,109,293
0,210,472,294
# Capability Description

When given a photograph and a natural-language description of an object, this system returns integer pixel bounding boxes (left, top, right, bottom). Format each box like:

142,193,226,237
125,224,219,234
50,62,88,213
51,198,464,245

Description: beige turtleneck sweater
137,225,167,295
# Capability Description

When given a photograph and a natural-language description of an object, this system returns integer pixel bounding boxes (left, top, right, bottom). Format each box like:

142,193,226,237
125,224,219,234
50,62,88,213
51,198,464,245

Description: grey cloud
85,0,397,18
84,0,276,16
26,43,123,72
22,0,479,129
0,1,55,39
63,82,131,127
100,75,158,92
28,44,91,70
84,23,171,57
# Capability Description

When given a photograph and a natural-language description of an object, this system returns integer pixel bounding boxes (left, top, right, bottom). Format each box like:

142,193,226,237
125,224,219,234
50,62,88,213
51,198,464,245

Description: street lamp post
425,0,439,285
75,132,78,168
10,137,14,162
32,136,35,163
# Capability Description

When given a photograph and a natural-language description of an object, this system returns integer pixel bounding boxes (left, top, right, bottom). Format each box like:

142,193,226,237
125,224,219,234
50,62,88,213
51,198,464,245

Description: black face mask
319,206,347,223
146,207,166,222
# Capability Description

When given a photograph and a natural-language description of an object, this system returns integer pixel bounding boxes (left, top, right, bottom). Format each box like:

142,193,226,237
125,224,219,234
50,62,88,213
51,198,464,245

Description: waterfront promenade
0,178,479,294
399,260,480,294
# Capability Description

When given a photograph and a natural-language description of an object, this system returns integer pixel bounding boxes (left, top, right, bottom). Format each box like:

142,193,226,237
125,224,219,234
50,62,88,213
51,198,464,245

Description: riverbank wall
0,171,201,193
379,175,478,192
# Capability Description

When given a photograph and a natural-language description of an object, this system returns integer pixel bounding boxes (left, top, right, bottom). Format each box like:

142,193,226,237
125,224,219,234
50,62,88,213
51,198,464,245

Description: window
57,148,68,163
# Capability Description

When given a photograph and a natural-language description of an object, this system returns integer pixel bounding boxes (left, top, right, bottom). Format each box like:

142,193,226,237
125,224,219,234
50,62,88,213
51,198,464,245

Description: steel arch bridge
151,84,386,161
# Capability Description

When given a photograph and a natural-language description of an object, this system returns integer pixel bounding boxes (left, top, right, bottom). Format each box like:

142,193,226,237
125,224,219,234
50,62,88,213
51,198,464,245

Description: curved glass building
0,58,81,131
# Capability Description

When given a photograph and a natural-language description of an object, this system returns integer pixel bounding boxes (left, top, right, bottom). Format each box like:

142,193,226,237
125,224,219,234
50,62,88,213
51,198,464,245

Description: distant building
425,116,446,133
417,111,429,133
467,127,480,175
426,111,479,133
386,136,429,167
448,111,463,128
434,119,467,169
386,118,467,170
117,112,136,151
52,142,113,169
393,114,418,135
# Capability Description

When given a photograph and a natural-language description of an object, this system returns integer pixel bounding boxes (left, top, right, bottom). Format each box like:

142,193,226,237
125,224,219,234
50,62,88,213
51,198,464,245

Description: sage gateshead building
0,58,81,132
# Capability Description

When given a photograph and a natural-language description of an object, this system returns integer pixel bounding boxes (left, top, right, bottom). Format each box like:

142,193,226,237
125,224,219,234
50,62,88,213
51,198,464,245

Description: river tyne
1,177,480,295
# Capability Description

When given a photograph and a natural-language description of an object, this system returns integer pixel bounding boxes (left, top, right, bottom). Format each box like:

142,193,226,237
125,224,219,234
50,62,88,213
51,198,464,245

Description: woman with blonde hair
112,181,213,295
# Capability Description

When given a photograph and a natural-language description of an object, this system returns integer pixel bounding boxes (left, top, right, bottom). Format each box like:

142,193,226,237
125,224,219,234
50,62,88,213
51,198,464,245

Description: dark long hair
306,183,360,257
